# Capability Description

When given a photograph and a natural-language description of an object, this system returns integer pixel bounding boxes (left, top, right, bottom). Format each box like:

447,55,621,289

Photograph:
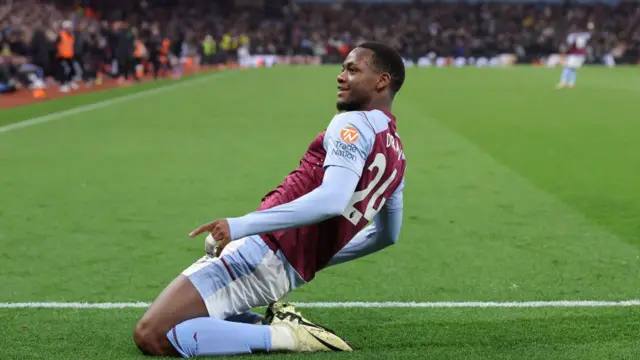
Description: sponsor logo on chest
332,141,357,160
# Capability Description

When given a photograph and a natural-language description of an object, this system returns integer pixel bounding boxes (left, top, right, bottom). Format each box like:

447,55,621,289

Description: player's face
336,48,380,112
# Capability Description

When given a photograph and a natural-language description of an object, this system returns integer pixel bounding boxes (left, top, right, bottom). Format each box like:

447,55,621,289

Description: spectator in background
30,26,53,80
0,55,46,95
133,29,147,80
81,26,103,86
115,21,134,84
72,20,86,85
0,56,17,94
201,34,216,65
56,20,76,92
146,25,165,79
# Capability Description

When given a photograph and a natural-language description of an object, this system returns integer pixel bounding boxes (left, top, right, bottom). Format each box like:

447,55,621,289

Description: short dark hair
357,41,405,96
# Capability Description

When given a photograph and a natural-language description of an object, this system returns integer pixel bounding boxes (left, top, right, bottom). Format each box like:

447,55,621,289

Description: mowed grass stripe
2,307,640,360
0,71,233,134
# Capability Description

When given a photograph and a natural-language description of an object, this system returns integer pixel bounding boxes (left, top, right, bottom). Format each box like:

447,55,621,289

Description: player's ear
376,73,391,92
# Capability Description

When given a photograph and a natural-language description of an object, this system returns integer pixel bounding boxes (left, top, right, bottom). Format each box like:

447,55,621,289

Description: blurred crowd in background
1,0,638,95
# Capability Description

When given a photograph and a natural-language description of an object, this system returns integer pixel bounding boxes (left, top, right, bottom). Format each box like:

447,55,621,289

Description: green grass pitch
1,66,640,359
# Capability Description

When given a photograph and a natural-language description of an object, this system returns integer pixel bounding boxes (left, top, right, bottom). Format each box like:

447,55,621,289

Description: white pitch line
0,71,231,134
1,300,640,309
299,300,640,308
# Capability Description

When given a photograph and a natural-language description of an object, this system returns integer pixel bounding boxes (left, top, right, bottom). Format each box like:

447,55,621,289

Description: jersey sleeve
384,175,404,214
227,166,360,240
327,176,405,267
323,111,375,178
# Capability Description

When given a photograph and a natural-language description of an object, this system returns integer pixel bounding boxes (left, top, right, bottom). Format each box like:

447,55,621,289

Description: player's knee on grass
133,317,180,357
133,319,177,356
132,275,209,356
133,319,154,355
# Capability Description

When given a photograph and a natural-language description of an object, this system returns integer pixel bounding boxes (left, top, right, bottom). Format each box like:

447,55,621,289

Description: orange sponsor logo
340,126,359,143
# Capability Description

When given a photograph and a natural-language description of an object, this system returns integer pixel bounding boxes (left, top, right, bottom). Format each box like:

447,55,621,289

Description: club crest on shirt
340,126,359,143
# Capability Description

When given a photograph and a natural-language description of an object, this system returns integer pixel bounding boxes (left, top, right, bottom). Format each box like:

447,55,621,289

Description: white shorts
182,236,291,319
566,55,585,69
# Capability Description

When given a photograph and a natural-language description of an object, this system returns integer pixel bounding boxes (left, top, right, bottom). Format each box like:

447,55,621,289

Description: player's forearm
227,166,359,240
227,191,341,240
328,209,402,266
327,224,381,266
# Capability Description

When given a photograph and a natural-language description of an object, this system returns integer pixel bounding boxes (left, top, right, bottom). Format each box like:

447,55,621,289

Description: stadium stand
1,0,638,96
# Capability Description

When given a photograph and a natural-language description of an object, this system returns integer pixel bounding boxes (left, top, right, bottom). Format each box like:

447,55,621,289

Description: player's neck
366,100,394,120
367,99,392,111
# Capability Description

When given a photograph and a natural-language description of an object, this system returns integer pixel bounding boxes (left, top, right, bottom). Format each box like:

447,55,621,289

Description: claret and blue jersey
226,108,406,285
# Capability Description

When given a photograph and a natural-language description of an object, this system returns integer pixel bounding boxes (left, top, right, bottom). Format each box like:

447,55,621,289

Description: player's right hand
189,218,231,239
190,219,232,256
